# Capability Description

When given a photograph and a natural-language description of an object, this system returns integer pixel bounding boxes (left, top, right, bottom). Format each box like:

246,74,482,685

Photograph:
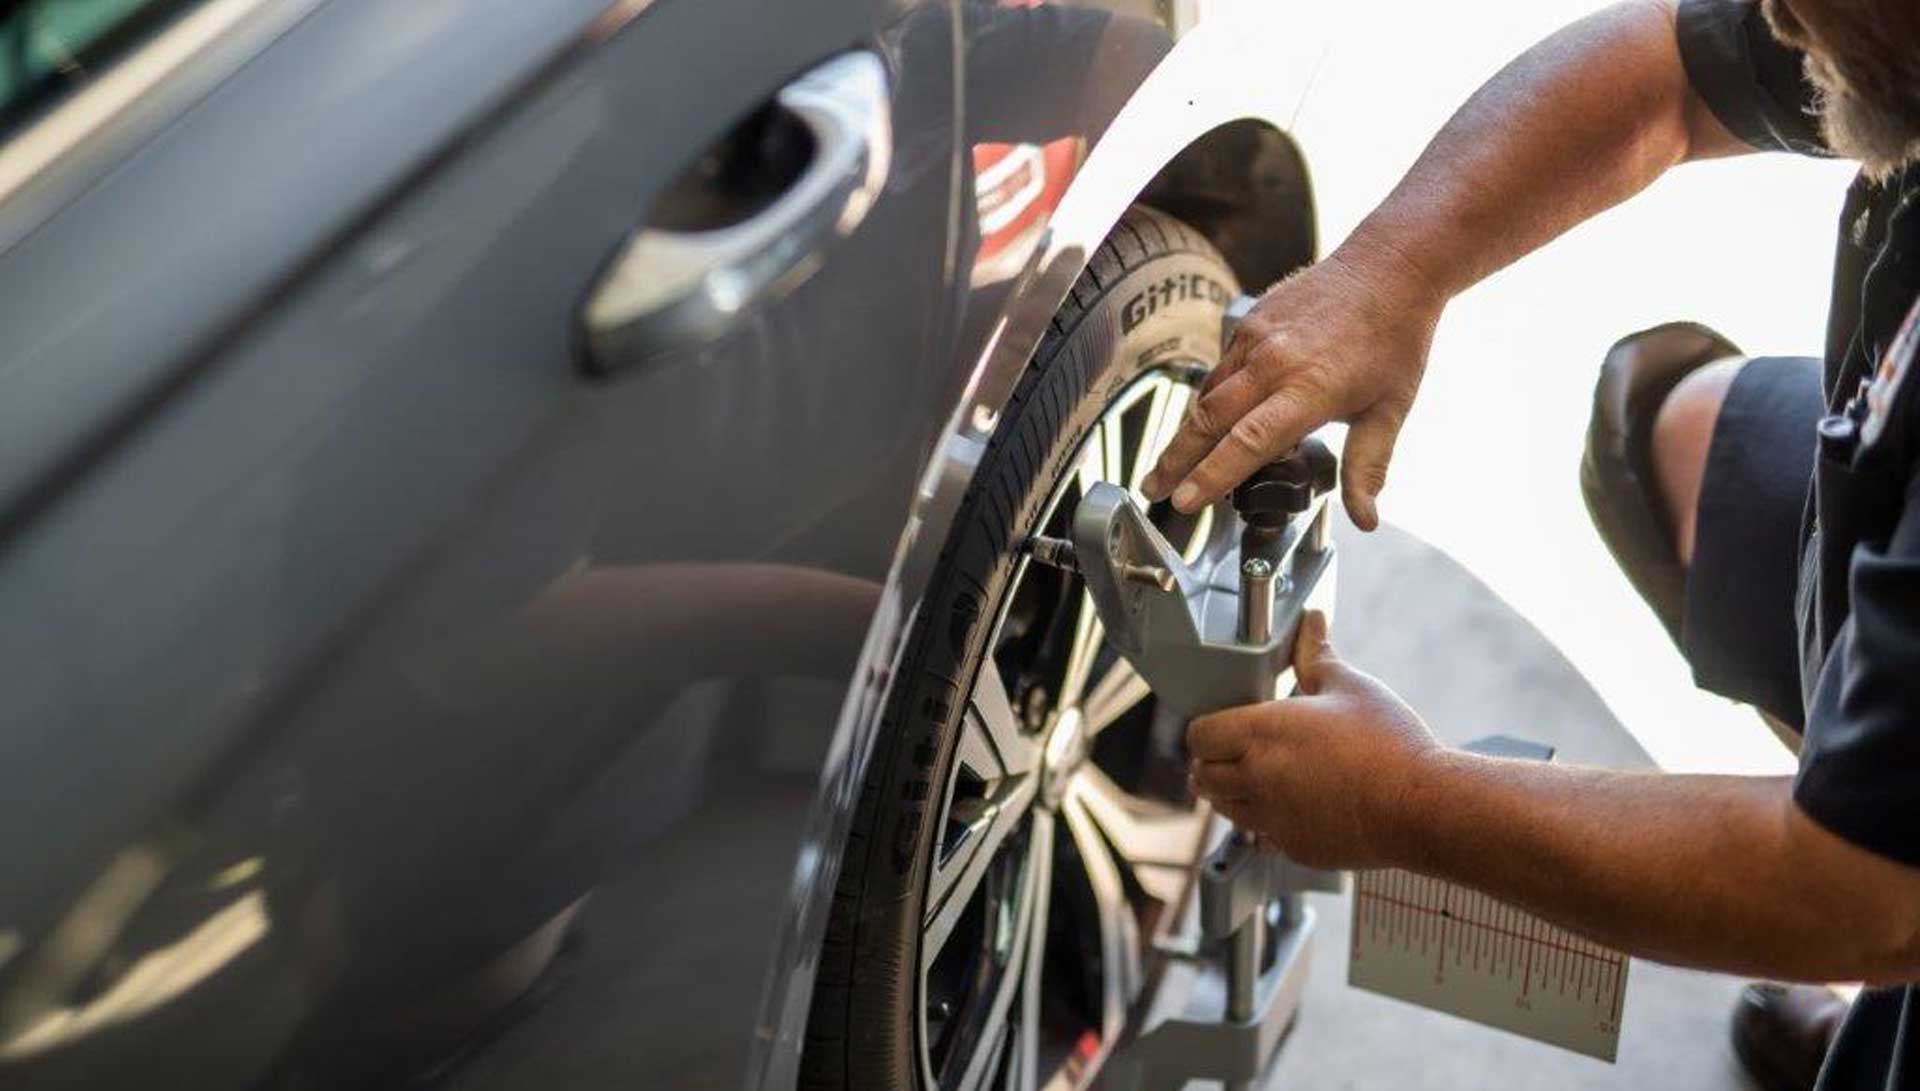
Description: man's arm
1144,0,1753,527
1379,435,1920,983
1404,758,1920,984
1343,0,1748,307
1189,614,1920,985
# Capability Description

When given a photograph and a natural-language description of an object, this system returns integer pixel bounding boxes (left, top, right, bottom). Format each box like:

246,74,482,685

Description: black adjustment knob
1231,438,1338,530
1304,437,1337,494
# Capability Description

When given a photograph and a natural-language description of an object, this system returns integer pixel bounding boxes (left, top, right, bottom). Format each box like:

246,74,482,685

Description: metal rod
1227,907,1263,1022
1275,892,1301,932
1308,503,1330,554
1239,556,1274,644
1022,535,1078,575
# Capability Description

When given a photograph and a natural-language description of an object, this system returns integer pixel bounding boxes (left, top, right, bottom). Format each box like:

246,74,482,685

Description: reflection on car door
0,0,962,1085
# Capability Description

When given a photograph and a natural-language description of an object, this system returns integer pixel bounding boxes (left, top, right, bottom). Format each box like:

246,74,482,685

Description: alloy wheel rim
916,368,1228,1091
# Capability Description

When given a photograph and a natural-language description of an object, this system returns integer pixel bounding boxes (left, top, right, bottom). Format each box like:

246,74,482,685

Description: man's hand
1186,611,1438,868
1140,247,1443,530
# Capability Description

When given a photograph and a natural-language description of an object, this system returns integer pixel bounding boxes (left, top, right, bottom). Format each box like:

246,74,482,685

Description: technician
1140,3,1920,1089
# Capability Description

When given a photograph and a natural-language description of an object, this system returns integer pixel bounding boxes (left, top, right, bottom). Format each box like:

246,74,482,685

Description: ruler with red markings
1348,869,1630,1061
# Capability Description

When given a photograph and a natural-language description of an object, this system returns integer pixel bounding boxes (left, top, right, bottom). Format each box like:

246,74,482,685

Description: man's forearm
1397,754,1920,984
1336,1,1732,304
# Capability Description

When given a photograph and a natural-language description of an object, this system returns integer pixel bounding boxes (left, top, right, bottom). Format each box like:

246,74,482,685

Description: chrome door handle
580,51,891,377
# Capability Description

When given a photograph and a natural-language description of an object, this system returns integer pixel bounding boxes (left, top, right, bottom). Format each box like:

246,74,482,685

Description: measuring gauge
1349,870,1629,1061
1346,736,1631,1062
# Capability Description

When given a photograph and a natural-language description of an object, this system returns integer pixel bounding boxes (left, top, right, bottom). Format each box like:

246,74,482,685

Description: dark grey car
0,0,1325,1086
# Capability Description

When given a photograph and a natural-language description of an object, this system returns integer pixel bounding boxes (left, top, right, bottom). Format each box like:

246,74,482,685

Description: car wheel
802,206,1242,1091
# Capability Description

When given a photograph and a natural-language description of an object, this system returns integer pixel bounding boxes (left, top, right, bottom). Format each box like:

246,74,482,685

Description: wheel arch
960,4,1332,424
1139,117,1317,295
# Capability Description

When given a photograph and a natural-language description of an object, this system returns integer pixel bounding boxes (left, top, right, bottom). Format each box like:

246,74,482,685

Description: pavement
1252,516,1762,1090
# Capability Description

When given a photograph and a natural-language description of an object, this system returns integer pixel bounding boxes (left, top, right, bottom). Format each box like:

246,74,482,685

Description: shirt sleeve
1675,0,1827,155
1794,470,1920,867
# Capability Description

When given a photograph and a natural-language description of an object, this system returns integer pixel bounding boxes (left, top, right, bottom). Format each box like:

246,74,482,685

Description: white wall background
1205,0,1857,774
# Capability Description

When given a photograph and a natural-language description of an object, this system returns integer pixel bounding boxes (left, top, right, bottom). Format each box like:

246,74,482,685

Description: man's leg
1583,326,1817,728
1581,322,1742,645
1650,357,1744,568
1650,361,1809,754
1582,329,1841,1091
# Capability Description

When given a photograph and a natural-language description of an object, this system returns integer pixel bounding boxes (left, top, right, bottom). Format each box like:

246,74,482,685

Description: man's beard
1762,0,1920,179
1804,51,1920,181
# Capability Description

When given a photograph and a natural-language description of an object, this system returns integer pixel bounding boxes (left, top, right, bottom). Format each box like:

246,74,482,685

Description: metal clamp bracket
1069,477,1335,718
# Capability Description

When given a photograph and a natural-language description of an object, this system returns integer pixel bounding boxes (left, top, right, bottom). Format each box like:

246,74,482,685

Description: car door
0,0,962,1086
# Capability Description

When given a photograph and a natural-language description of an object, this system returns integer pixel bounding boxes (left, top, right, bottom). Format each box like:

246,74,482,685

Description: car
0,0,1327,1087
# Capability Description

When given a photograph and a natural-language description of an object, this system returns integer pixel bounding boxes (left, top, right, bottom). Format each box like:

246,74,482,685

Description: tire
801,206,1241,1091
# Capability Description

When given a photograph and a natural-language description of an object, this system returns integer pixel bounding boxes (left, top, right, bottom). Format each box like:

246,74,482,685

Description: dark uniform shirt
1678,2,1920,1088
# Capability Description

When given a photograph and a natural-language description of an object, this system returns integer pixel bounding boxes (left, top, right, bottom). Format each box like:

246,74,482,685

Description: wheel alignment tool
1023,297,1342,1091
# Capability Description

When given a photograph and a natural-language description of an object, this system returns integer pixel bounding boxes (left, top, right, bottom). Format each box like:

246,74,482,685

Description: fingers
1199,356,1242,398
1173,379,1322,511
1187,759,1259,824
1189,758,1250,802
1186,706,1255,762
1210,796,1259,829
1200,322,1256,395
1292,610,1337,694
1341,407,1403,532
1143,365,1267,504
1205,288,1279,394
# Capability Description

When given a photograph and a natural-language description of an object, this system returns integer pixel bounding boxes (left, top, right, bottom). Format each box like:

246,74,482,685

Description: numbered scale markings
1348,869,1629,1061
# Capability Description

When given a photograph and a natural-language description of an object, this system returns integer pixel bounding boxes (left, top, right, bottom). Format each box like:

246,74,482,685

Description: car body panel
0,0,1326,1087
0,0,620,530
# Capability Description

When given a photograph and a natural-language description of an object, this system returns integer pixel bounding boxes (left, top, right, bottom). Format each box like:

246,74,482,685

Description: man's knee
1651,357,1743,566
1579,321,1743,644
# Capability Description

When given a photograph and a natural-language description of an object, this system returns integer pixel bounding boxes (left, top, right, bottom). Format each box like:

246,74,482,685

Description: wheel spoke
1060,783,1141,1045
925,775,1039,970
1128,378,1183,502
928,659,1045,969
1101,408,1128,492
949,812,1054,1091
1152,380,1192,464
1052,590,1104,714
1016,812,1052,1091
1070,765,1210,908
1079,653,1151,738
1074,420,1109,498
965,659,1041,779
1178,505,1216,565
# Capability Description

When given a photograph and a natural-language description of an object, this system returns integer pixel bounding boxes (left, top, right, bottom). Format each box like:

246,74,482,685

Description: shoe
1731,982,1848,1091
